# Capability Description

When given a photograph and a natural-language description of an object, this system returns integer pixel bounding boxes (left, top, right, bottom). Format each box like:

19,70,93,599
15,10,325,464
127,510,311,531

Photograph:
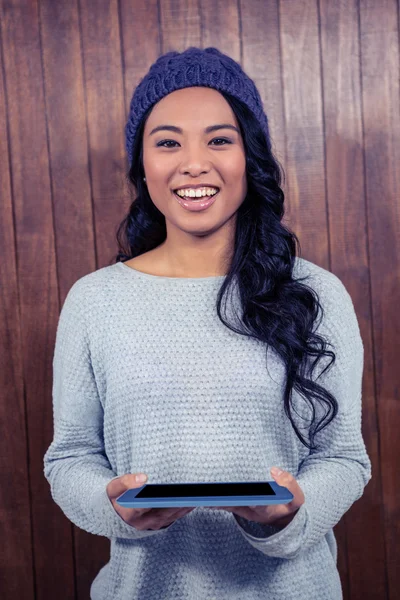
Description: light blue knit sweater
43,256,371,600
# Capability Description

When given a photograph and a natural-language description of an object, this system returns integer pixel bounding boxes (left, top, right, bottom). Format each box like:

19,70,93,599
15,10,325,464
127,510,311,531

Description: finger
139,506,191,530
270,468,305,506
107,473,148,499
225,506,257,520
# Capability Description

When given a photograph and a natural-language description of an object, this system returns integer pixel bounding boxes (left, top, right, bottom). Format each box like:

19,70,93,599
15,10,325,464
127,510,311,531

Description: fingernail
271,467,283,476
136,473,147,482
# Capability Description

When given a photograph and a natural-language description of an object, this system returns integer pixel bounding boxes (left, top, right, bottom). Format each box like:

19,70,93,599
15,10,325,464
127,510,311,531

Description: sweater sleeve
232,273,372,558
43,280,168,540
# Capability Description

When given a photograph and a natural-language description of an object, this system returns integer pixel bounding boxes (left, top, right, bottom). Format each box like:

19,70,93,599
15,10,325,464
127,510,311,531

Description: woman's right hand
106,473,195,531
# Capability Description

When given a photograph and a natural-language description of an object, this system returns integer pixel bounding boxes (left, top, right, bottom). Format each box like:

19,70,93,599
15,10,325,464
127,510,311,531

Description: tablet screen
135,482,276,498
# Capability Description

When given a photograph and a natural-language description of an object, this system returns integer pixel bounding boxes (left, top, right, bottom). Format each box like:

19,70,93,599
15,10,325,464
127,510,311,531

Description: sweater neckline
116,260,227,282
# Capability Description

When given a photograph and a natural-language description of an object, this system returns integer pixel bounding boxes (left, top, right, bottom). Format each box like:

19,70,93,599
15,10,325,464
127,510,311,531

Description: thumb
107,473,148,499
270,466,284,479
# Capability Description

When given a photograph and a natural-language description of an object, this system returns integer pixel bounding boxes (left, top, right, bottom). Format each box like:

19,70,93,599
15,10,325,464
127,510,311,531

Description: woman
44,47,372,600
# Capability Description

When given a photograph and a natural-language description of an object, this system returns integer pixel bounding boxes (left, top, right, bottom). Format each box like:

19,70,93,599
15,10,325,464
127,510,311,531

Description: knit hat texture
125,46,270,166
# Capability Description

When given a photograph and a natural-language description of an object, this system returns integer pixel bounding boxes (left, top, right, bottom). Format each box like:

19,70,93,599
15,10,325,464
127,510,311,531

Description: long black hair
114,90,338,452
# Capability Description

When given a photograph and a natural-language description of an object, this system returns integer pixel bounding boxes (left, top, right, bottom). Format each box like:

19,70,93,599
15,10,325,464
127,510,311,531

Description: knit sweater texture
43,256,372,600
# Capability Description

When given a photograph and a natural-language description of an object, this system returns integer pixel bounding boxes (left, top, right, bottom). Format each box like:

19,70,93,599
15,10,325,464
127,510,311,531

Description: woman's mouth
172,189,220,212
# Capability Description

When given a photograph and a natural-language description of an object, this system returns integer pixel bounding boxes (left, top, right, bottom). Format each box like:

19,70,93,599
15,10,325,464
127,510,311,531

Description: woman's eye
156,138,232,148
156,140,178,147
211,138,231,145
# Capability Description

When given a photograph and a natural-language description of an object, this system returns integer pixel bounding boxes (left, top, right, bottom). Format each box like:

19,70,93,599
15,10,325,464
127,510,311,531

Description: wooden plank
79,0,130,272
319,1,385,598
0,6,35,598
241,0,286,170
278,0,328,264
359,1,400,599
0,0,70,598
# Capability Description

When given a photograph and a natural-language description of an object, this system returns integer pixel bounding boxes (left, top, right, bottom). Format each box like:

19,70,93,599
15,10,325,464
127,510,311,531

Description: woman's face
142,86,247,240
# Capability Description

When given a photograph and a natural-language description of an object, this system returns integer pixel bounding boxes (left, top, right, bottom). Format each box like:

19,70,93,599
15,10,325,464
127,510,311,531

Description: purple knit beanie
125,46,270,166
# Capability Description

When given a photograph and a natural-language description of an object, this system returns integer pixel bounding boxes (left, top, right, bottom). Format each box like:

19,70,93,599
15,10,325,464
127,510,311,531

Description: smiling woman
44,46,371,600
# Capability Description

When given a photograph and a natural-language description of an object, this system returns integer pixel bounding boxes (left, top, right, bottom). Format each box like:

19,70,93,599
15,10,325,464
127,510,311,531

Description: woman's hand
209,467,305,529
107,474,195,531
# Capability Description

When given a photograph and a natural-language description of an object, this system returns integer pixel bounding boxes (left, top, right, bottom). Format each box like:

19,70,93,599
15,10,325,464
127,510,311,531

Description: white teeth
175,187,219,198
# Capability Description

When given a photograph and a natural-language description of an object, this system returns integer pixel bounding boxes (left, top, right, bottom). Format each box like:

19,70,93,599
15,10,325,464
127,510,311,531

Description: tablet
116,480,293,509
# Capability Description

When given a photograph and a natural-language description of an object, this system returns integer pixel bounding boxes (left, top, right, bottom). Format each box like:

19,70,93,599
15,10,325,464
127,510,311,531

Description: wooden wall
0,0,398,598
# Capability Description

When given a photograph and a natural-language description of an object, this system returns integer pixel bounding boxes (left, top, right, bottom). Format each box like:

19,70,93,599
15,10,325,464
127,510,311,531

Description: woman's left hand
210,467,305,529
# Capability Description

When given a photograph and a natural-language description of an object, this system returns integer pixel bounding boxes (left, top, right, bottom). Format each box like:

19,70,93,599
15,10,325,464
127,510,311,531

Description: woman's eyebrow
149,123,240,136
